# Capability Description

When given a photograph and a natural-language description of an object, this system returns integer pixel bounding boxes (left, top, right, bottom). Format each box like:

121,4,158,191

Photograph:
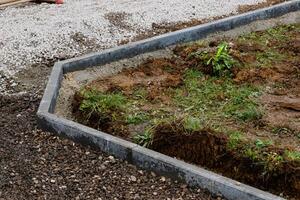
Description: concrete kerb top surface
37,1,300,200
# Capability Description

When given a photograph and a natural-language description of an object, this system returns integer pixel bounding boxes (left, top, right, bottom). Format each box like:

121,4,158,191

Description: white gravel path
0,0,265,91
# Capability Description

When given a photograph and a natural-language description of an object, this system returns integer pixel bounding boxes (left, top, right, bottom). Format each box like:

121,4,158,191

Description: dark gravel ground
0,88,221,199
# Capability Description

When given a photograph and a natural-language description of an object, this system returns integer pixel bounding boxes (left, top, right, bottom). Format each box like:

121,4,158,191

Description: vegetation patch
72,24,300,198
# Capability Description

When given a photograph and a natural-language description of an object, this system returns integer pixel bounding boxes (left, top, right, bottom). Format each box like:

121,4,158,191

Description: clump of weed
183,116,202,132
238,24,295,45
223,86,262,121
241,139,284,173
133,129,153,147
271,127,300,141
126,112,149,125
236,25,300,68
225,131,286,172
285,150,300,162
255,139,273,148
131,87,148,99
188,42,235,76
272,127,291,135
256,50,285,67
79,89,127,120
264,152,284,172
227,131,244,150
207,42,235,76
244,148,259,161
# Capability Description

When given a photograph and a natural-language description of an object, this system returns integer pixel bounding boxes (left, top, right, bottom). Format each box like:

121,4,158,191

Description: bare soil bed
71,23,300,198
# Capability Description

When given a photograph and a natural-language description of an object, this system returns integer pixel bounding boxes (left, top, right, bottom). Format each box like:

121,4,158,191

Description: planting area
71,23,300,197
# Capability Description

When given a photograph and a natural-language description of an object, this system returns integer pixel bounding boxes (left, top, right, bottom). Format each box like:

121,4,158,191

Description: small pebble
130,175,137,182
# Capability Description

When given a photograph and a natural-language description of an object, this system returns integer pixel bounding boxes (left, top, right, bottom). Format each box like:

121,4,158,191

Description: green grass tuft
183,116,202,132
285,151,300,161
234,106,262,122
255,139,273,149
227,131,243,150
79,89,127,119
133,129,153,147
126,112,149,125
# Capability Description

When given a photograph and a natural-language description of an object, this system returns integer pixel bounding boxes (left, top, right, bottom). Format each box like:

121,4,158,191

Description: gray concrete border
37,1,300,199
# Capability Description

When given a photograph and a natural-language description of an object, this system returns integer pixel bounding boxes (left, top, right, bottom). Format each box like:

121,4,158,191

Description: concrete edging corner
37,1,300,199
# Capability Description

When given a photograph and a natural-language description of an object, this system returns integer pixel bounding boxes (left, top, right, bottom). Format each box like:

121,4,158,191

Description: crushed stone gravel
0,91,223,200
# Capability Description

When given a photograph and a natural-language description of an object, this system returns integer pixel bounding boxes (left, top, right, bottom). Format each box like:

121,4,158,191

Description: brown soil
72,24,300,199
151,125,228,167
150,122,300,196
85,58,184,95
72,57,186,138
104,12,134,31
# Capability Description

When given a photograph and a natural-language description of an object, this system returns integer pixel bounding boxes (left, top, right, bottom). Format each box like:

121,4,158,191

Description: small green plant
285,150,300,161
272,127,291,135
126,113,149,125
133,129,153,147
256,50,284,67
244,148,259,160
183,116,202,132
207,42,235,76
175,69,262,125
132,88,148,100
227,131,243,150
235,106,262,122
79,89,126,119
255,139,272,149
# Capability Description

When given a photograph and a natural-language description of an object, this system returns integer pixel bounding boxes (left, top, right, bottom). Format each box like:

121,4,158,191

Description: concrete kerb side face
37,1,300,200
38,62,63,113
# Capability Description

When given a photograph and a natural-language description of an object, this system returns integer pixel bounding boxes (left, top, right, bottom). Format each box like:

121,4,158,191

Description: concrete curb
38,1,300,199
